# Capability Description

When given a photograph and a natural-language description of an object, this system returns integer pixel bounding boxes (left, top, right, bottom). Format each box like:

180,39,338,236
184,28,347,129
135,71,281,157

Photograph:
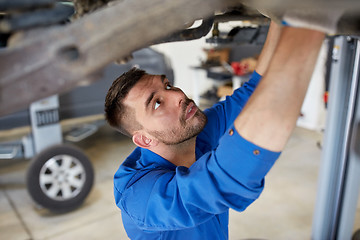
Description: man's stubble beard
149,100,207,146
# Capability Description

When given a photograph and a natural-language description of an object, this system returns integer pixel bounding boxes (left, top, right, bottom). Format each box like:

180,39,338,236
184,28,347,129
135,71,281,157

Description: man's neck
151,137,197,168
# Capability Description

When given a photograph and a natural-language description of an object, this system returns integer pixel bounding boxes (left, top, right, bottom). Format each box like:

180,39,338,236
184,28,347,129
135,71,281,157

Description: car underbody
0,0,359,116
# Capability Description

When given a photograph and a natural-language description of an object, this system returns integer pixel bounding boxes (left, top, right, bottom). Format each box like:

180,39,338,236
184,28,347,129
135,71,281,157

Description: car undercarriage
0,0,359,116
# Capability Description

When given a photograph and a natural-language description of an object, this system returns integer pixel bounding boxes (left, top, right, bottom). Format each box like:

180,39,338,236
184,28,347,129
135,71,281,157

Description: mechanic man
105,11,340,239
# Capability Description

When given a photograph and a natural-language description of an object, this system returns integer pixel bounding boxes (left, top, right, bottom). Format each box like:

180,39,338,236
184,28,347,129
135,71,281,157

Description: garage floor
0,123,359,240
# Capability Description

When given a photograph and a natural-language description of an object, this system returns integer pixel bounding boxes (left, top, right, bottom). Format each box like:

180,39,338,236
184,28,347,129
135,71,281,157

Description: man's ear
132,132,158,148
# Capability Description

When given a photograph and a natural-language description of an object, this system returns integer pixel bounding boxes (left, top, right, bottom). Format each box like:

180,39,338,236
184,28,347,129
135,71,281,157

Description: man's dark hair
105,67,147,137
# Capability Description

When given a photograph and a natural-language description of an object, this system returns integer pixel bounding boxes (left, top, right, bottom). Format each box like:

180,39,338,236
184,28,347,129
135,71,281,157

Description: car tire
26,144,94,212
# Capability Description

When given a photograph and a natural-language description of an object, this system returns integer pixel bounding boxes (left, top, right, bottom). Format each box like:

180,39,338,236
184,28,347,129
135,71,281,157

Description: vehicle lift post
312,36,360,239
29,95,63,154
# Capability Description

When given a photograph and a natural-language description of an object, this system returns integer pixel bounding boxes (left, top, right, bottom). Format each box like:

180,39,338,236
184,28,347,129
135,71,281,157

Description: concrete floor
0,124,359,240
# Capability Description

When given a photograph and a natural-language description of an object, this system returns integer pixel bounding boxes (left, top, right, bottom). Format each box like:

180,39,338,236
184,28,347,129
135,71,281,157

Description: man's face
124,74,207,145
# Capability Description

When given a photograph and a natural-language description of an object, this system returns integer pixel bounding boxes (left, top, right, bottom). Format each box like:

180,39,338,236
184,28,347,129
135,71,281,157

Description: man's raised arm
235,26,325,152
255,21,282,76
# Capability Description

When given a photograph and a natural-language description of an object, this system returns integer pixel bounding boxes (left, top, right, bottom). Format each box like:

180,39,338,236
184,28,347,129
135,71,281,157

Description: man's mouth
185,101,197,120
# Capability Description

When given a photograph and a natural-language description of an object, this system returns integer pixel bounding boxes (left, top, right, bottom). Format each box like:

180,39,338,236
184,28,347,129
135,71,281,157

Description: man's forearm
234,27,325,152
255,21,282,76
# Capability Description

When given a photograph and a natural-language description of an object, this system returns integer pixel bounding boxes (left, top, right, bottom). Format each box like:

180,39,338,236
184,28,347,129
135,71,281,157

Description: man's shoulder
114,149,177,223
114,147,176,195
113,148,142,195
114,148,148,185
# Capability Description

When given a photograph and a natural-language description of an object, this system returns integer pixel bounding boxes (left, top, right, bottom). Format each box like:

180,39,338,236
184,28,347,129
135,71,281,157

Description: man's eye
166,84,172,90
154,101,160,110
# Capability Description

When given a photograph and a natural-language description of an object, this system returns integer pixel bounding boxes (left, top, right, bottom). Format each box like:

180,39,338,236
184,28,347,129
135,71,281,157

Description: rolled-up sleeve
178,124,280,213
211,125,280,200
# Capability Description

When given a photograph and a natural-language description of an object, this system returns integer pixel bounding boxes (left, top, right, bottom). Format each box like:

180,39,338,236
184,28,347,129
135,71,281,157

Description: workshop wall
152,37,210,97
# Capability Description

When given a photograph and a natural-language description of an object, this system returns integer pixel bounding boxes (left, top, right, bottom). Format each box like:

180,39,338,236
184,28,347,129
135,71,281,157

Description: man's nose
167,88,185,108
